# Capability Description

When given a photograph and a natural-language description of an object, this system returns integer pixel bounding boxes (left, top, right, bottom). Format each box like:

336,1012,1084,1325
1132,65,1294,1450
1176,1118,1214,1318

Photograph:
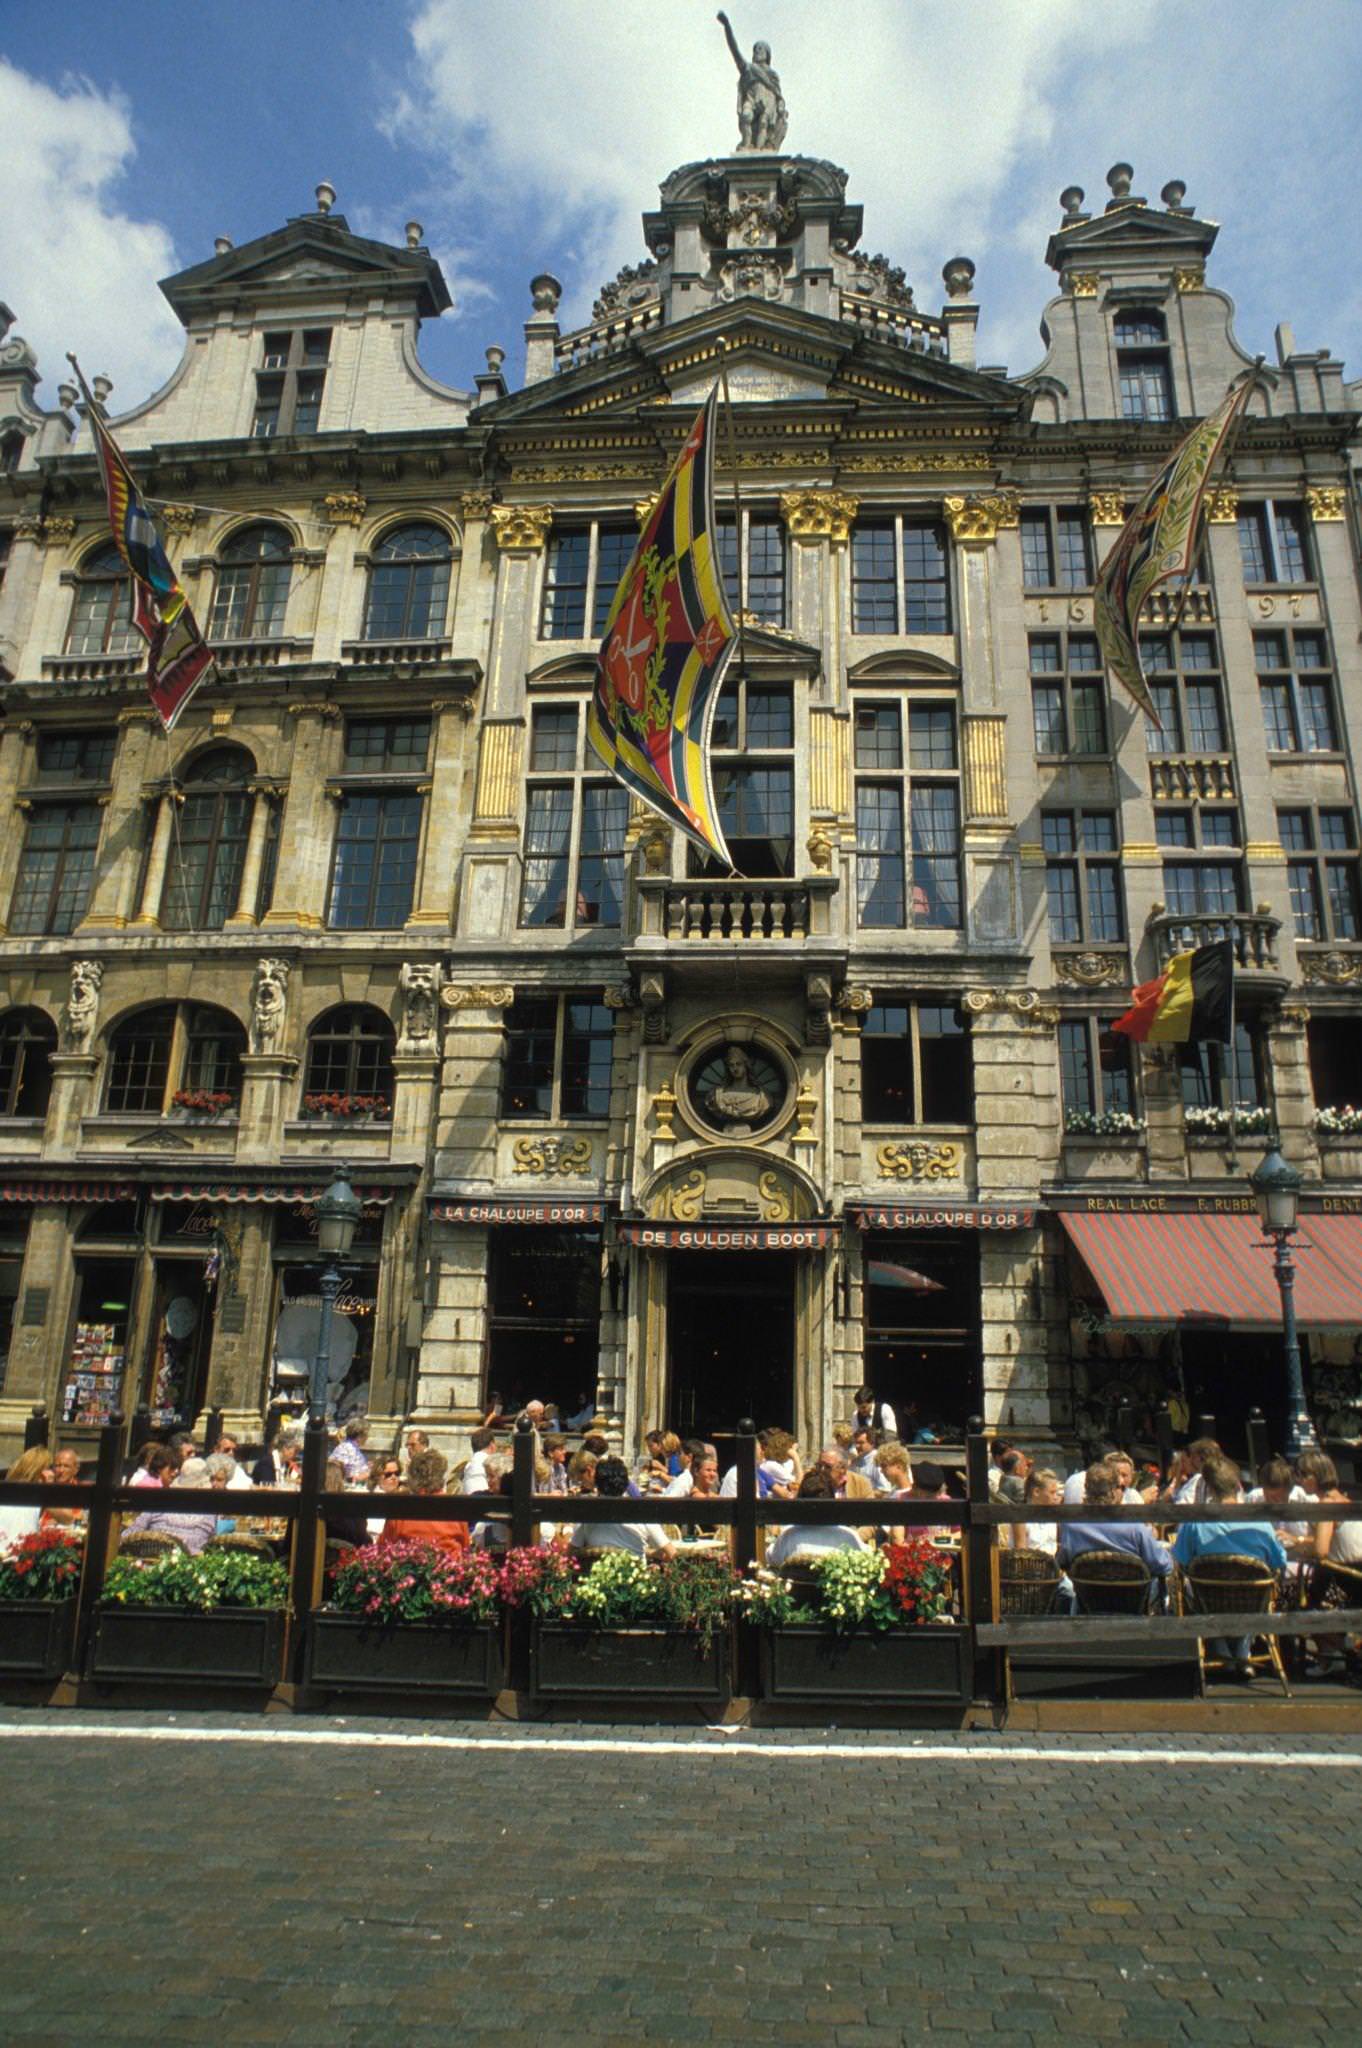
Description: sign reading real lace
617,1222,839,1251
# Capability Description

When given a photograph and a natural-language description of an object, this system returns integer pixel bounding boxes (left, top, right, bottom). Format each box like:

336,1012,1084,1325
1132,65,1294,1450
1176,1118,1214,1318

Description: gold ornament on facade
650,1080,678,1140
839,450,993,475
1204,486,1240,524
1055,950,1128,988
640,823,672,874
1305,486,1346,523
13,515,43,543
876,1140,963,1182
1069,273,1100,297
962,715,1008,821
490,504,553,551
511,1134,594,1176
943,492,1019,543
1173,265,1205,293
838,985,874,1015
439,983,516,1011
962,988,1060,1029
602,984,636,1012
806,823,837,872
1087,491,1125,526
39,516,77,548
1300,950,1362,987
458,490,495,520
657,1167,705,1220
790,1084,818,1150
779,488,859,544
634,493,660,529
159,503,197,538
322,491,367,527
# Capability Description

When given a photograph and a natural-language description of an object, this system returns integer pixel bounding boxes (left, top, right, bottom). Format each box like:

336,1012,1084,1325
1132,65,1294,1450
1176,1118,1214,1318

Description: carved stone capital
1173,265,1205,293
440,982,516,1011
490,505,553,552
322,491,367,528
634,493,660,530
838,984,874,1015
38,515,77,548
1068,273,1100,297
962,987,1060,1029
458,490,495,521
1055,950,1128,989
779,487,859,544
943,491,1019,544
1087,491,1126,527
602,983,637,1012
1205,486,1240,524
1305,486,1346,523
159,503,198,538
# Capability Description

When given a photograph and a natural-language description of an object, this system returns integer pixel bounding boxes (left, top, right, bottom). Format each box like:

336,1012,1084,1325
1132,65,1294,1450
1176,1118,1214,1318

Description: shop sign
1048,1192,1256,1215
618,1222,839,1251
431,1199,605,1225
849,1204,1036,1231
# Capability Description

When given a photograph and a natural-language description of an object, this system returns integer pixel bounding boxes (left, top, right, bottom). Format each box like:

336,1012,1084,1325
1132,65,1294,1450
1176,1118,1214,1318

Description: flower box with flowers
524,1547,736,1702
0,1530,84,1680
745,1543,970,1704
90,1548,288,1685
169,1089,237,1120
301,1092,392,1123
306,1541,505,1696
1183,1104,1273,1139
1315,1105,1362,1140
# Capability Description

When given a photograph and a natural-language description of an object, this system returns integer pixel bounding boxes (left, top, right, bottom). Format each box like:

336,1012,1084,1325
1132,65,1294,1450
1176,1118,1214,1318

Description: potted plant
301,1091,392,1123
744,1541,970,1705
90,1547,288,1685
170,1088,236,1119
306,1540,506,1697
525,1545,737,1703
0,1530,84,1680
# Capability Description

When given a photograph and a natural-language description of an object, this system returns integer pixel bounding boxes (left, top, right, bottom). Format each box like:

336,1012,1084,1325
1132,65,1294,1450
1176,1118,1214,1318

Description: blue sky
3,0,1360,413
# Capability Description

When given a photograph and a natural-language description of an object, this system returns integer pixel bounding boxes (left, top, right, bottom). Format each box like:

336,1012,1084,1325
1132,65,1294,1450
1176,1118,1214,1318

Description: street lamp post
1250,1145,1317,1460
308,1163,363,1427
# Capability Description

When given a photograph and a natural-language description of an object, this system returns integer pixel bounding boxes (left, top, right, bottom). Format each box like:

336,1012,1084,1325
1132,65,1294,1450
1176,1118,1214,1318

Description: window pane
520,785,574,926
903,522,950,632
108,1009,174,1114
713,765,793,874
364,536,452,640
1046,864,1082,942
577,785,628,927
1068,633,1102,672
1058,1020,1093,1116
1028,635,1062,674
910,785,961,928
160,790,250,931
1276,810,1311,852
1319,812,1354,852
1031,683,1065,754
746,517,786,627
851,523,897,633
541,531,589,638
1081,812,1117,853
1020,512,1053,590
907,706,956,769
1287,861,1323,939
854,704,901,769
1326,862,1360,940
1113,312,1166,344
1184,682,1225,751
1300,681,1337,751
501,998,556,1119
591,527,636,637
1199,810,1239,848
1253,631,1287,672
1098,1028,1133,1116
561,1000,614,1118
1274,505,1310,583
1260,682,1297,751
919,1005,970,1123
530,707,578,772
855,784,904,928
9,804,99,935
1041,813,1075,855
1055,510,1092,588
746,683,793,750
1071,682,1106,754
1087,863,1124,941
1155,812,1193,848
1144,682,1181,754
328,794,420,929
862,1005,913,1124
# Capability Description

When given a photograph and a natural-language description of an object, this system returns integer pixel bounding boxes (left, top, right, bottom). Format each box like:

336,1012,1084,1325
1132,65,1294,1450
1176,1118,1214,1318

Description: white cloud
388,0,1359,381
0,60,183,412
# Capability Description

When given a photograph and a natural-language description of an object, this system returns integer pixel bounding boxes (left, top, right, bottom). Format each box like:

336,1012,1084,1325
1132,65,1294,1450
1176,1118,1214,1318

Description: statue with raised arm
718,13,788,152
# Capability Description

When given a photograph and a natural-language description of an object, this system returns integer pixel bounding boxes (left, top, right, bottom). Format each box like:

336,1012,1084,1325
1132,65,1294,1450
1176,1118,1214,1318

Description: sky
2,0,1360,414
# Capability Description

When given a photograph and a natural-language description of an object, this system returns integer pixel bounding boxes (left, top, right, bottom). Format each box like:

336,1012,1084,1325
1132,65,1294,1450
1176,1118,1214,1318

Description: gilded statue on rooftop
718,13,788,152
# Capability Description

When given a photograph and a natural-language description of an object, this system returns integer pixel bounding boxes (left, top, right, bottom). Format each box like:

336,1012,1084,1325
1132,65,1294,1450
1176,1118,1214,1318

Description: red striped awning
0,1181,136,1204
1059,1209,1362,1330
149,1182,395,1205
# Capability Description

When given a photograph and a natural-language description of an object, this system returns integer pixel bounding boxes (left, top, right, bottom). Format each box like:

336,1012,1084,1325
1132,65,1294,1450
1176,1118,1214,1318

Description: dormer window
252,329,331,438
1113,308,1173,421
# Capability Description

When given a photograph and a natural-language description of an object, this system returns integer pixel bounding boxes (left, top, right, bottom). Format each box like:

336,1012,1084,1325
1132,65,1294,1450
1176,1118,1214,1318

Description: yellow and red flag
69,354,214,733
1093,375,1254,723
1112,937,1234,1046
588,389,735,865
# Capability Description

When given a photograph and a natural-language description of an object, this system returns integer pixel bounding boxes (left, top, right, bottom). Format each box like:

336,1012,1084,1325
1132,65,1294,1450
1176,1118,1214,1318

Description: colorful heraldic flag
1111,936,1234,1046
1093,376,1254,723
588,388,736,865
68,356,215,732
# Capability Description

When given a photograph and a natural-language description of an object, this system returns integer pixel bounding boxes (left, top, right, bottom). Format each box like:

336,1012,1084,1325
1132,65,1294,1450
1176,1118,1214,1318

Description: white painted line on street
0,1723,1359,1767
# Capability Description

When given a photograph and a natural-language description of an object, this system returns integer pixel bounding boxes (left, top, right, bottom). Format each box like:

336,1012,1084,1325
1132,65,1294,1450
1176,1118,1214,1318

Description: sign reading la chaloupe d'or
847,1205,1038,1231
431,1199,606,1225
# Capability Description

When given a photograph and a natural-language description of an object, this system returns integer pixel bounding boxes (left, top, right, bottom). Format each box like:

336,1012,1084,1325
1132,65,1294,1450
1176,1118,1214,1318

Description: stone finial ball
530,272,563,315
1106,163,1133,199
1059,186,1085,218
942,256,976,299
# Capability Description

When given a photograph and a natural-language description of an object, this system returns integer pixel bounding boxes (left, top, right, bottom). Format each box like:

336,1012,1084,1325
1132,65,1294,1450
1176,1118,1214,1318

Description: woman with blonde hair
0,1445,51,1554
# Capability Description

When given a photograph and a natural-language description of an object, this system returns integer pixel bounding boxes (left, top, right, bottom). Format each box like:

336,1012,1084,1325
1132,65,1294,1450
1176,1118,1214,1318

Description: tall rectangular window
853,698,962,929
9,803,102,935
520,701,629,926
500,993,613,1120
327,794,422,929
692,679,795,878
1114,310,1173,421
851,516,951,634
1141,631,1226,756
1020,507,1092,590
1058,1017,1135,1124
715,513,786,627
1180,1022,1263,1112
1237,501,1312,585
1278,807,1360,943
861,999,970,1125
1042,810,1124,945
251,328,330,438
1029,633,1107,756
1255,629,1339,753
541,521,643,640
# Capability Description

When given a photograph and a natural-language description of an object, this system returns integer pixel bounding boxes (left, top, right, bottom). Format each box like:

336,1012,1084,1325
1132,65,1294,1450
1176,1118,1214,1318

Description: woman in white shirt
767,1467,867,1570
0,1446,50,1555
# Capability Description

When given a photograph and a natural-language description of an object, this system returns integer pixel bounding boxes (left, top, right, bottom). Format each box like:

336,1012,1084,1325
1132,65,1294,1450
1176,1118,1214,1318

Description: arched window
208,523,292,641
65,541,139,656
160,748,255,930
0,1008,56,1118
105,1002,245,1114
363,522,454,640
302,1005,395,1116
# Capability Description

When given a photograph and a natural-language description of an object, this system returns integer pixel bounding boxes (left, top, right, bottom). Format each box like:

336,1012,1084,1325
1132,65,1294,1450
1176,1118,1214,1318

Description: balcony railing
1148,907,1281,971
340,637,453,669
838,291,947,355
1140,585,1215,626
1149,754,1236,802
40,651,142,684
664,880,811,942
553,299,664,374
209,636,312,671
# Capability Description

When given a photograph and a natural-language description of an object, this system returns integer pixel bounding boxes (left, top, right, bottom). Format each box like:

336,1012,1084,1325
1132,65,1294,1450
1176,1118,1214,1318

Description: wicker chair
118,1529,186,1560
204,1531,275,1559
1179,1554,1290,1696
999,1546,1063,1617
1068,1547,1155,1615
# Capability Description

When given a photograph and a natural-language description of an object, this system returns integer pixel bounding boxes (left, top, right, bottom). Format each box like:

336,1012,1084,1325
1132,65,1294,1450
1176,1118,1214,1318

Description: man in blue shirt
1172,1454,1286,1681
1057,1465,1174,1592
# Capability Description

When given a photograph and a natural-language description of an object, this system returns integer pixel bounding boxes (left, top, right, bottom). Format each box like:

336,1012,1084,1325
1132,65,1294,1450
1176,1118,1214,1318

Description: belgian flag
1111,937,1234,1046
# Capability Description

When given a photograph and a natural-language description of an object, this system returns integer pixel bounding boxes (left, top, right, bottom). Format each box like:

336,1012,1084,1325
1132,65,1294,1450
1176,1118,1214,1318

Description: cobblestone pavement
2,1714,1360,2046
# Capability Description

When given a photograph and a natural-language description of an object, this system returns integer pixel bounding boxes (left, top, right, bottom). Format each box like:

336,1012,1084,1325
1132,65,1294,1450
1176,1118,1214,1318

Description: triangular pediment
1047,203,1218,273
161,217,450,322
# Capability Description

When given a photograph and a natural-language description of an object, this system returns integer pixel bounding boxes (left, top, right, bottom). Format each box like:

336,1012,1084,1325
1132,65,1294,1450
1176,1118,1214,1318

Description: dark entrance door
1178,1329,1310,1459
862,1232,982,1441
668,1251,796,1441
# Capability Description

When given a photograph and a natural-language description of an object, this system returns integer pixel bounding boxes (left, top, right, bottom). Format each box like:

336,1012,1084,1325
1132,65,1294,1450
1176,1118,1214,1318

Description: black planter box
759,1624,971,1704
90,1605,286,1686
306,1612,504,1696
0,1596,79,1681
532,1622,730,1703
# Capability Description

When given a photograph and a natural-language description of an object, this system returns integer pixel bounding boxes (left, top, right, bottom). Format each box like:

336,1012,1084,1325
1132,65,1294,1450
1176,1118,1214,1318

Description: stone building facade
0,142,1358,1463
